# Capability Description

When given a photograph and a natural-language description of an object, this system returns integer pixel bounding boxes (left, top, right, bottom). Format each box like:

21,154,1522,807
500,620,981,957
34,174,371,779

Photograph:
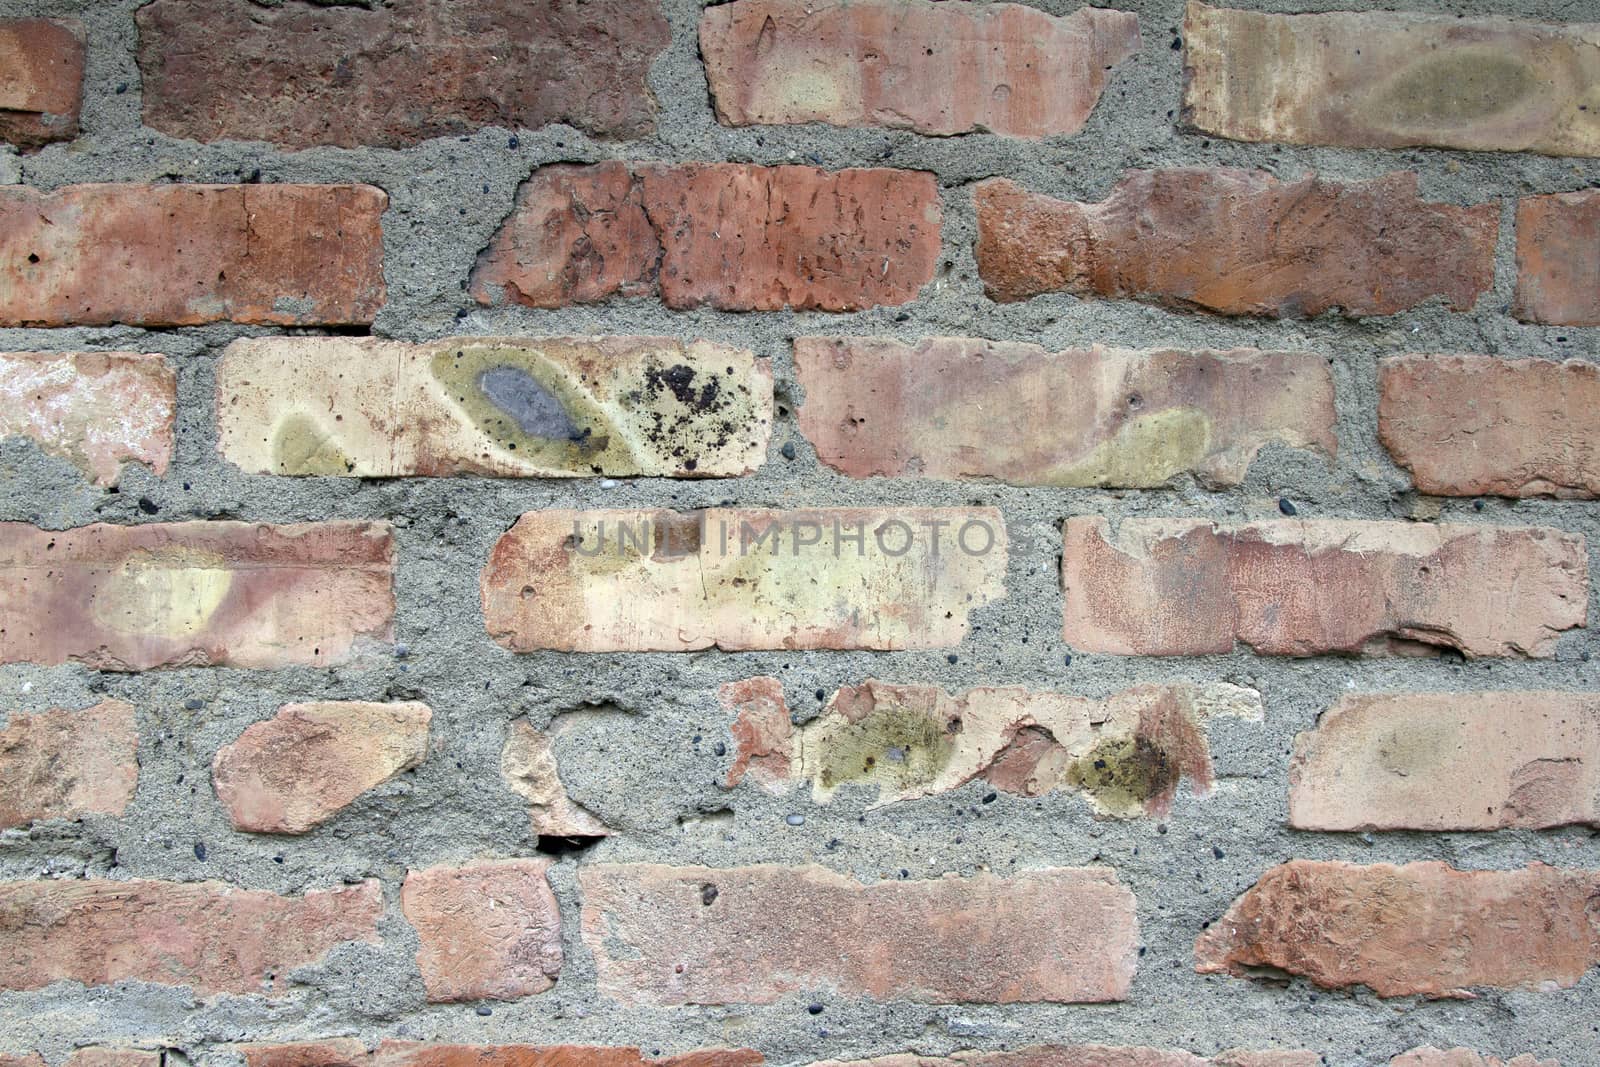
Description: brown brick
0,351,175,486
482,508,1006,652
1182,3,1600,156
1061,518,1586,658
795,337,1335,487
216,336,772,478
401,859,562,1003
0,184,386,327
700,0,1139,138
1195,860,1600,997
1514,190,1600,326
238,1043,763,1067
137,0,668,149
0,19,84,148
471,163,940,312
0,521,395,671
214,702,431,834
580,863,1137,1004
975,169,1497,317
0,878,381,996
0,700,138,829
1379,354,1600,498
1290,692,1600,832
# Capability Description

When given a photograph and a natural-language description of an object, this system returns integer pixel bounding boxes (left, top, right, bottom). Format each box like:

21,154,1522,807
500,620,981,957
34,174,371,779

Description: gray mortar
0,0,1598,1064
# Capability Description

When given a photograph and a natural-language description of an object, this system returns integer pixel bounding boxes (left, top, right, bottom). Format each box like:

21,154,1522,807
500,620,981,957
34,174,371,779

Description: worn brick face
1290,692,1600,832
137,0,669,148
214,701,431,834
1514,190,1600,326
1195,860,1600,997
795,338,1335,487
471,163,940,312
1061,518,1587,658
501,719,611,839
0,19,83,148
401,859,563,1003
216,336,771,478
0,521,395,670
700,0,1139,138
1182,3,1600,156
0,351,175,486
0,184,387,327
0,878,382,996
482,508,1006,652
237,1044,763,1067
0,700,138,829
580,864,1137,1004
1378,354,1600,498
975,169,1497,317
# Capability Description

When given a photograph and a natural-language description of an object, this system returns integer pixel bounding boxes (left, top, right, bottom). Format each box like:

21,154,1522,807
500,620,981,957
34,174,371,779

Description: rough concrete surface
0,1,1595,1066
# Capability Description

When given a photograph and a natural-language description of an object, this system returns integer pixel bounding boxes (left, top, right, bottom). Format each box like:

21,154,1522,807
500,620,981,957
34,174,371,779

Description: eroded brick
795,338,1335,487
0,351,175,486
1514,190,1600,326
401,859,562,1003
0,521,395,670
0,878,381,996
502,719,611,838
215,336,771,478
1195,860,1600,997
471,163,940,312
720,677,794,794
580,864,1137,1004
214,701,431,834
0,700,138,829
975,169,1497,317
1061,518,1586,658
0,184,386,327
239,1043,763,1067
700,0,1139,138
1390,1051,1558,1067
0,19,84,148
482,508,1006,652
813,1049,1320,1067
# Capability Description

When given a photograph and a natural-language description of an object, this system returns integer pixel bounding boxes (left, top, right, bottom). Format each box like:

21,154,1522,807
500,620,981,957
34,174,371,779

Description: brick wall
0,1,1596,1066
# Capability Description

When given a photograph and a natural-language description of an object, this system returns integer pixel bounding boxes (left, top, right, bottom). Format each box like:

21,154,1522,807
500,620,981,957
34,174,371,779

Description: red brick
795,337,1335,487
720,678,793,794
0,699,138,829
471,163,940,312
700,0,1139,138
214,701,432,834
1061,518,1586,658
1195,860,1600,997
975,169,1497,317
0,19,84,148
579,863,1137,1004
0,351,175,486
401,859,562,1003
0,521,395,671
0,184,386,327
238,1044,763,1067
1380,354,1600,498
0,877,381,996
1515,190,1600,326
137,0,669,148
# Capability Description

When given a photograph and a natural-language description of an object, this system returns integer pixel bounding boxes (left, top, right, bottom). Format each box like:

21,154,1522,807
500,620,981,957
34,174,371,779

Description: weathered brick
0,19,83,148
401,859,562,1003
1195,860,1600,997
812,1049,1320,1067
721,678,1260,817
137,0,669,149
581,864,1137,1004
471,163,940,312
0,184,386,327
1379,354,1600,498
238,1043,762,1067
0,521,395,670
700,0,1139,138
1061,518,1586,658
502,719,611,838
1390,1051,1558,1067
1514,190,1600,326
216,336,771,478
214,701,431,834
0,700,138,830
0,878,381,996
2,1052,160,1067
482,508,1006,652
0,351,175,486
1182,3,1600,156
795,338,1335,487
975,169,1497,317
1290,692,1600,832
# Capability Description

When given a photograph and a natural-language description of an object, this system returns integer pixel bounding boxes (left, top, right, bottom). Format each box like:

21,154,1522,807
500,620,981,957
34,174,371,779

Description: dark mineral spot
477,365,582,440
